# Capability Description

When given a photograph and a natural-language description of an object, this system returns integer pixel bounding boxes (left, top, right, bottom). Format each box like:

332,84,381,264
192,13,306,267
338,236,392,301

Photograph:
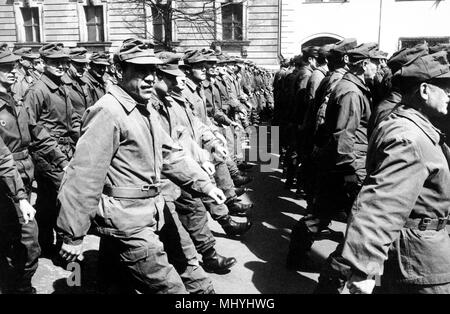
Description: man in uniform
11,48,40,102
0,49,68,294
24,43,80,256
287,44,378,269
57,38,227,294
85,52,109,103
63,47,94,118
323,51,450,294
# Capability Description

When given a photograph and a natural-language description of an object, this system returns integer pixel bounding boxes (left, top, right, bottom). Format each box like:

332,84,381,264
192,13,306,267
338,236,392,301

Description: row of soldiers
274,38,450,293
0,39,274,294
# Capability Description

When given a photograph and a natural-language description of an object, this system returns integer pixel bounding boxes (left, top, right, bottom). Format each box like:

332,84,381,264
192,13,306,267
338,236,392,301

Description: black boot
226,199,253,217
201,248,237,274
218,215,252,236
286,220,315,270
233,174,253,187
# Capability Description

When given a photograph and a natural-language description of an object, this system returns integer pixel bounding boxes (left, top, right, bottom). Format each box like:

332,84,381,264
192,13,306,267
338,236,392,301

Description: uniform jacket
12,70,35,102
203,78,233,127
24,73,80,143
63,69,95,118
324,72,372,178
57,84,215,245
0,92,68,201
84,71,106,104
367,89,402,140
341,105,450,285
151,91,211,201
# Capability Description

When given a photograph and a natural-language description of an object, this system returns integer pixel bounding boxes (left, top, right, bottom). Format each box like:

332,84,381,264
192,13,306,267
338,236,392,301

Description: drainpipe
378,0,383,47
277,0,283,63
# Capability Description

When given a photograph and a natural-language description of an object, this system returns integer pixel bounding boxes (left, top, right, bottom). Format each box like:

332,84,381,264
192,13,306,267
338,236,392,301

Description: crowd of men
274,38,450,294
0,39,274,294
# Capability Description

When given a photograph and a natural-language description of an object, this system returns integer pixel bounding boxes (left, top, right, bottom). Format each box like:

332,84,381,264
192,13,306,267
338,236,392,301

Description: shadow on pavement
237,158,323,293
52,250,100,294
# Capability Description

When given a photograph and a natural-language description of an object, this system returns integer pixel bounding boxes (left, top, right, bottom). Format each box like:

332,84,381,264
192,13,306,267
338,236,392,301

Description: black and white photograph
1,0,450,303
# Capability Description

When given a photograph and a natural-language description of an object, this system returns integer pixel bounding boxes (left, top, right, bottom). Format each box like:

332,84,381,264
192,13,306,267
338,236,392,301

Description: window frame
13,0,44,43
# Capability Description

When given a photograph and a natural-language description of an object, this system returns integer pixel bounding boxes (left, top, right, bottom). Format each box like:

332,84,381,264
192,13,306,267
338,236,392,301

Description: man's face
90,63,107,78
33,58,44,73
175,75,186,92
205,62,217,77
45,58,68,77
70,62,87,78
363,59,378,82
191,62,206,81
121,63,156,103
0,62,18,88
19,58,33,70
421,82,450,117
217,65,227,75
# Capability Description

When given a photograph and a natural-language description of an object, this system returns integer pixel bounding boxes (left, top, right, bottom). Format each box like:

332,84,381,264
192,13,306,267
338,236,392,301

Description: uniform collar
40,73,61,91
185,77,198,92
108,84,147,114
0,92,15,110
394,105,443,146
86,71,103,86
342,72,371,95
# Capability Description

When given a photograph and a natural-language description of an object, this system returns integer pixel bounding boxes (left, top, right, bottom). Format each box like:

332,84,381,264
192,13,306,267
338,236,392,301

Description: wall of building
280,0,380,59
280,0,450,59
0,0,16,43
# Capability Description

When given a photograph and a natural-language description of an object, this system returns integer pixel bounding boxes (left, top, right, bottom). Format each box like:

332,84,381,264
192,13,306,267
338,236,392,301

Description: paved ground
32,136,346,294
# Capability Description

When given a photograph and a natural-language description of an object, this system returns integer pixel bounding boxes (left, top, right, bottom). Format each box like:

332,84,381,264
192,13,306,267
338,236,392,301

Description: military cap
0,43,8,52
0,50,20,64
429,43,450,54
318,44,335,59
200,48,218,63
387,43,429,74
302,46,320,59
156,51,183,64
292,54,303,65
90,52,110,65
347,43,379,63
39,43,69,59
157,63,185,77
183,49,210,64
14,47,39,59
399,51,450,82
116,38,162,65
369,50,388,60
69,47,89,63
331,38,358,55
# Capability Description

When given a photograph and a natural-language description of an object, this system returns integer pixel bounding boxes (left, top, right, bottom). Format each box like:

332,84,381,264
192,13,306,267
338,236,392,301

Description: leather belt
12,150,29,161
103,185,161,199
404,216,449,231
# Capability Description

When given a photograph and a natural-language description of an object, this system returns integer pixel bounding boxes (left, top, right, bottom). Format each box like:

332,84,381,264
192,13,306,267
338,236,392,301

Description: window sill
77,41,112,51
214,40,250,47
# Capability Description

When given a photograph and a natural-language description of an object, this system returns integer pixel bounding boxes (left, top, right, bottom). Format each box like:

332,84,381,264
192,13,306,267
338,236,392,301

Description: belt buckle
141,185,151,192
419,218,432,231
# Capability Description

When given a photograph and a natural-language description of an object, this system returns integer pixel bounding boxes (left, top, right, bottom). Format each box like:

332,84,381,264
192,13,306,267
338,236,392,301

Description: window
400,37,450,49
151,5,167,43
21,7,40,42
222,2,243,41
84,5,104,42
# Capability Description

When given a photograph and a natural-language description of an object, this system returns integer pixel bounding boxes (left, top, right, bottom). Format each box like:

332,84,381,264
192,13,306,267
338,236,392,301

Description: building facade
280,0,450,60
0,0,280,69
1,0,449,70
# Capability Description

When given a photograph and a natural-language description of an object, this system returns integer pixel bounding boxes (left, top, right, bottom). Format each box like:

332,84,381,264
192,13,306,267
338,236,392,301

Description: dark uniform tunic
336,106,450,292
